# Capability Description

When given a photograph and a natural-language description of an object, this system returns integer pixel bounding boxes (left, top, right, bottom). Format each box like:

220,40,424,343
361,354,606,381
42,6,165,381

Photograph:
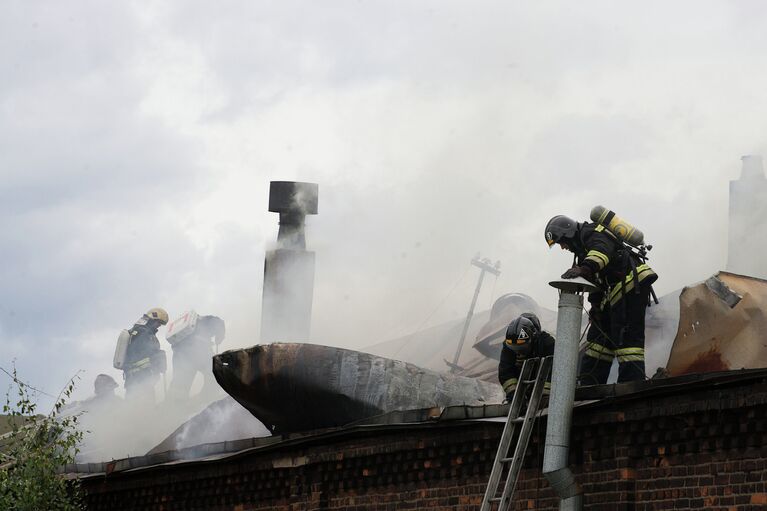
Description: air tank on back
590,205,645,247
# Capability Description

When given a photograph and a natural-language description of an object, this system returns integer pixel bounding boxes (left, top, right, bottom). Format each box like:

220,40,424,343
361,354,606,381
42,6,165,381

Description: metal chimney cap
268,181,319,214
549,277,599,294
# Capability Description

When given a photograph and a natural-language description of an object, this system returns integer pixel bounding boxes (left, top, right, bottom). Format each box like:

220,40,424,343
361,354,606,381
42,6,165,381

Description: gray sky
2,0,767,403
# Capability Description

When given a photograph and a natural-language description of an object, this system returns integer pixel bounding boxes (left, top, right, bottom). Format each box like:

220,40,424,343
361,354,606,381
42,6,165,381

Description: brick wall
83,424,502,511
81,376,767,510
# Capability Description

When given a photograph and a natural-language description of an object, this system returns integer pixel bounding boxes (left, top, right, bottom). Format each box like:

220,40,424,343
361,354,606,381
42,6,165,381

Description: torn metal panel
212,343,504,433
704,276,742,308
147,396,270,456
666,272,767,376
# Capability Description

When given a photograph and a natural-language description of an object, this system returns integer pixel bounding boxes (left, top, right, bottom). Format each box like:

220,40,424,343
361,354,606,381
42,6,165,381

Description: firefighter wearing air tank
544,207,658,384
122,308,168,401
498,314,555,399
166,312,226,401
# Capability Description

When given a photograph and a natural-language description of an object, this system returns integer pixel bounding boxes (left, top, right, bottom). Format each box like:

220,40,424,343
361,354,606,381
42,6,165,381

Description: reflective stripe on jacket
576,223,657,308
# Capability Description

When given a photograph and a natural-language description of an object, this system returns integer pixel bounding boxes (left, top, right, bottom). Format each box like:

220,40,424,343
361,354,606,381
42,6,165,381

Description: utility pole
449,254,501,373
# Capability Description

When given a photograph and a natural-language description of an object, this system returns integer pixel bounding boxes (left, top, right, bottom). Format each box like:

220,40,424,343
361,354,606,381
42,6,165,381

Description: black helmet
544,215,578,247
94,374,118,395
504,316,538,355
520,312,541,333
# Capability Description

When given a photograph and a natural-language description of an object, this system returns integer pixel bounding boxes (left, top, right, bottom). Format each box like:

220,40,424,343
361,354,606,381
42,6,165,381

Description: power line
0,366,57,398
391,265,471,358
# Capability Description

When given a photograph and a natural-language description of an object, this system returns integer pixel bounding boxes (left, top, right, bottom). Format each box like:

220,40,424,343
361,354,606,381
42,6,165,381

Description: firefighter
498,313,555,400
123,307,168,402
89,374,121,407
544,214,658,384
168,315,225,401
60,374,122,416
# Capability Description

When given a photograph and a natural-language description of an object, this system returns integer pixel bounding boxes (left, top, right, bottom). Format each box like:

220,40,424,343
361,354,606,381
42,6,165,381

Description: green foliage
0,367,84,511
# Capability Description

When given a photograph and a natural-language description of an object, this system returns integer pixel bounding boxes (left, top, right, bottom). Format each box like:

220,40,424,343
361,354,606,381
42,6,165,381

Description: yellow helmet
145,307,169,325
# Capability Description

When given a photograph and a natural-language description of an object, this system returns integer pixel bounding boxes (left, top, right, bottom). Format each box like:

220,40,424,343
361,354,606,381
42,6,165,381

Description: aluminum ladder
480,356,553,511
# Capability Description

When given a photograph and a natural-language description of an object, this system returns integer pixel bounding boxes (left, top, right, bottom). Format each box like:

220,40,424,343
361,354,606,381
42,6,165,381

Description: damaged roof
62,367,767,479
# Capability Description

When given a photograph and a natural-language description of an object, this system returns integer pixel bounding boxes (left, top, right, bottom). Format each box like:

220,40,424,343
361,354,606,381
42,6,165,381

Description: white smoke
7,0,767,462
727,155,767,279
66,378,269,462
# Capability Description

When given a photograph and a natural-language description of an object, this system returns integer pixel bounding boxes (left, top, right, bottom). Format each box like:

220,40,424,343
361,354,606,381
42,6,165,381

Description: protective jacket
573,222,658,384
574,222,657,308
124,318,163,377
498,330,555,397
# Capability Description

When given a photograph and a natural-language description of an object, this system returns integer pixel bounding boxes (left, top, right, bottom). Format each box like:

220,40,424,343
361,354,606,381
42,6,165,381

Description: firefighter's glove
561,265,593,280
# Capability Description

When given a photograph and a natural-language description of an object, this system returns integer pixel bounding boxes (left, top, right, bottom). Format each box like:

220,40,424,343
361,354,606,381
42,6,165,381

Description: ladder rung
490,497,502,502
522,379,536,384
500,457,514,462
509,417,523,423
